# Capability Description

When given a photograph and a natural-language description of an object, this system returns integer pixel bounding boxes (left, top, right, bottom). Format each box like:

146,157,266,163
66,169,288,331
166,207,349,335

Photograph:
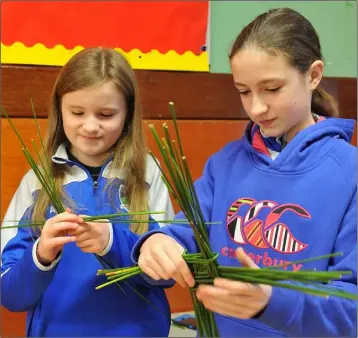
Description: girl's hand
72,215,111,254
196,247,272,319
138,233,195,288
37,211,82,265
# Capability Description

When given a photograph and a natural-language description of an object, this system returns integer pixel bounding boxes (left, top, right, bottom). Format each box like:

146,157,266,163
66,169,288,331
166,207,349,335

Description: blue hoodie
1,144,174,337
133,117,357,337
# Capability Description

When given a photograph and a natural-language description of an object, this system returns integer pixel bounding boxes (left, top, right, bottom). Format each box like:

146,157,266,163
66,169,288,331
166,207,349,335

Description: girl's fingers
213,278,259,295
76,239,92,249
139,252,174,282
197,284,261,308
75,230,91,242
68,223,90,236
50,222,79,235
142,266,162,281
48,212,82,226
50,236,76,247
200,296,250,318
149,249,177,280
78,215,89,223
236,247,259,269
165,245,194,287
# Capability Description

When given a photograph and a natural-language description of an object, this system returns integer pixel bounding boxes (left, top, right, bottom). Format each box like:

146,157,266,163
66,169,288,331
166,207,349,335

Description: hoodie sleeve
256,190,357,337
99,156,176,287
131,154,216,260
1,171,61,312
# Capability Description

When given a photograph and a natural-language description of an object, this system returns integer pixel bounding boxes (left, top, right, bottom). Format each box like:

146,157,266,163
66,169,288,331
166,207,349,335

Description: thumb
236,247,259,269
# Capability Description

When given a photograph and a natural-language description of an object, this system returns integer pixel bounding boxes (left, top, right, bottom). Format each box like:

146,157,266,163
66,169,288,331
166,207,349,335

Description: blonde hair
32,47,149,234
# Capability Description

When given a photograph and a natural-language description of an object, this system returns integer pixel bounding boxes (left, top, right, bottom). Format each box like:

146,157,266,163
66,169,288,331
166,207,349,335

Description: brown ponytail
312,86,339,117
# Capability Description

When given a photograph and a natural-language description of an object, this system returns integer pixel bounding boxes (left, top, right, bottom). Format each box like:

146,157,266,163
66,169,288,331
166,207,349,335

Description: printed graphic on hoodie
226,197,310,254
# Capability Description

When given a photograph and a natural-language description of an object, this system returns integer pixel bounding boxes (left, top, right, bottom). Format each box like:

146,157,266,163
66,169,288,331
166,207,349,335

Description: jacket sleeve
257,190,357,337
99,156,176,287
1,171,61,312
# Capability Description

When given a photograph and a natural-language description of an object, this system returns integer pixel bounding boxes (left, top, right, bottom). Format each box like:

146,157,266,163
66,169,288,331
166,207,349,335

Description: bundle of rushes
96,102,357,337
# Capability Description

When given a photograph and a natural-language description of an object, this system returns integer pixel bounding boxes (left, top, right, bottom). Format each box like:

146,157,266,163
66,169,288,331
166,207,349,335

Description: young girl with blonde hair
1,47,174,337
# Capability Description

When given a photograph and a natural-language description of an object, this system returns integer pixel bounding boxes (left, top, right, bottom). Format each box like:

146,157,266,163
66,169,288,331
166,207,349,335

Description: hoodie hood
243,117,356,172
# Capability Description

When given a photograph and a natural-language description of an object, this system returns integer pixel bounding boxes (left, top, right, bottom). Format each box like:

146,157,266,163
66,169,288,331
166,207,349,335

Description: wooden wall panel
1,65,357,120
1,308,26,338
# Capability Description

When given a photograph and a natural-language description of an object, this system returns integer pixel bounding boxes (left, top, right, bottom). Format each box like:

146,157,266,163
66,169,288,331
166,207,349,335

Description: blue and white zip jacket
1,144,175,337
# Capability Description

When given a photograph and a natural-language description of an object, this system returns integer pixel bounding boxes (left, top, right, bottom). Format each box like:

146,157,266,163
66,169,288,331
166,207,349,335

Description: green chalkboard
210,1,357,77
